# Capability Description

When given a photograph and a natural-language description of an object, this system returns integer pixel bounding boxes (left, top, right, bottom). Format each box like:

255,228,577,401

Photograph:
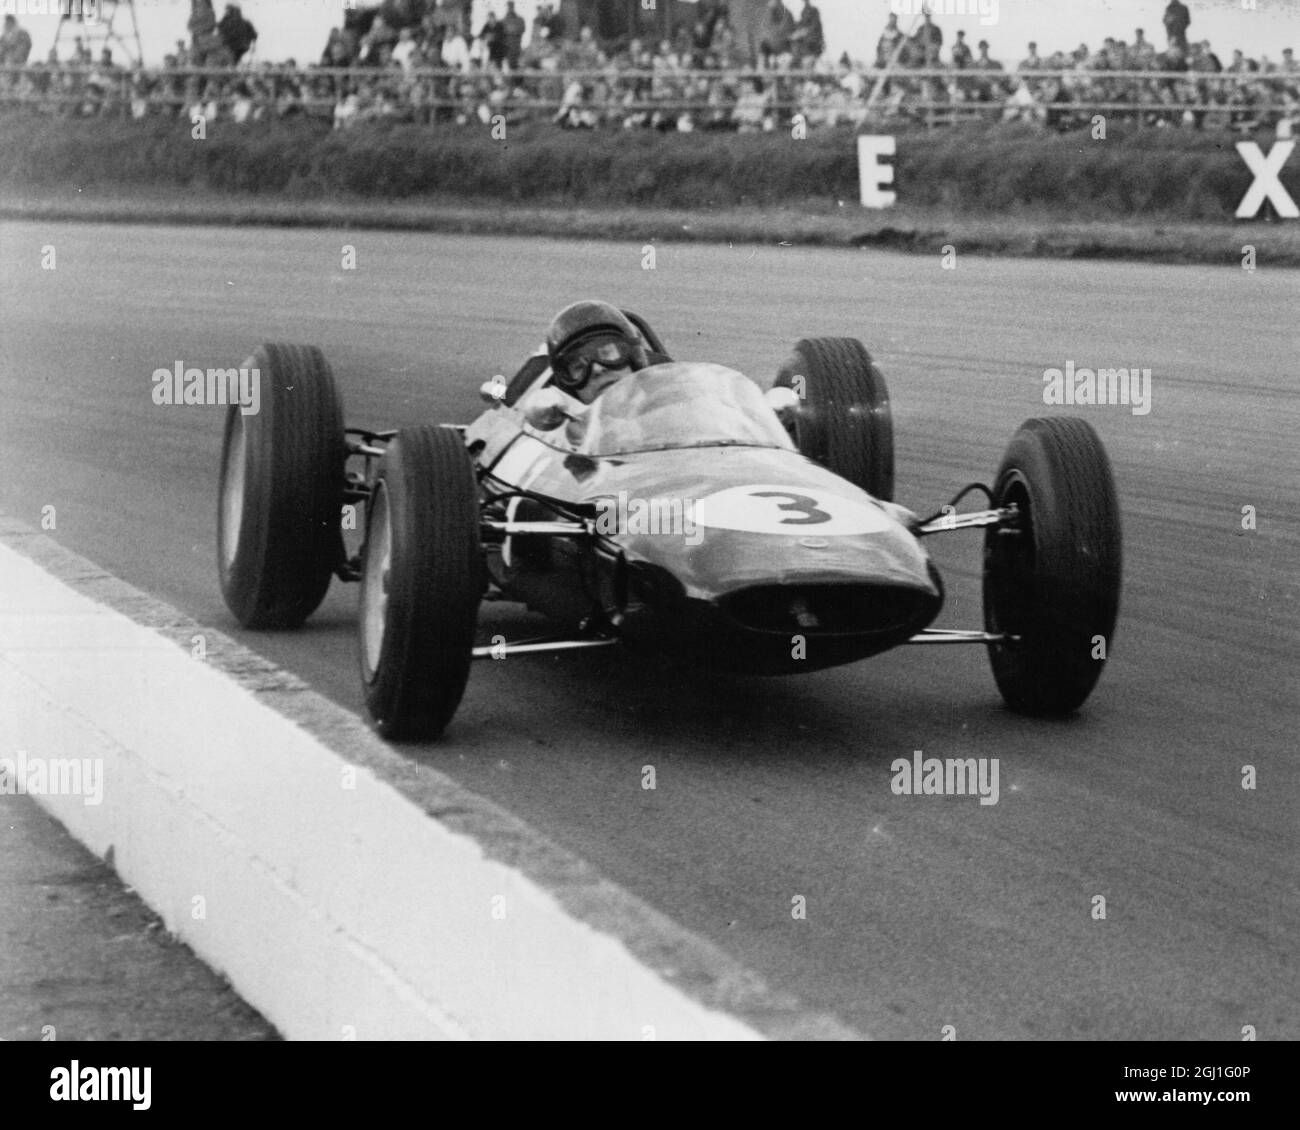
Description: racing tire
218,343,344,629
774,338,895,502
359,426,482,740
983,417,1122,716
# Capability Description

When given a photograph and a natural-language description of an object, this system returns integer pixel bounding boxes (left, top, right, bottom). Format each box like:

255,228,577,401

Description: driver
523,301,650,445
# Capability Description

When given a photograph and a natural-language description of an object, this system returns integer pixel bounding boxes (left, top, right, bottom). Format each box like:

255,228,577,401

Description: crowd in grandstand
0,1,1297,133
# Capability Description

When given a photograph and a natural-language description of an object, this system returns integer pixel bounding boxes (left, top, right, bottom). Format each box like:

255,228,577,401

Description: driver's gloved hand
563,403,593,449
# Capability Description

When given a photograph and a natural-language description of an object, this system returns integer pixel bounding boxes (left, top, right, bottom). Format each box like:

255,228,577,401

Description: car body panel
467,362,943,674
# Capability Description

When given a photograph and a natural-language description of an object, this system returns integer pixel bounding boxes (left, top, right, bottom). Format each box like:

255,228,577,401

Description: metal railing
1,63,1294,128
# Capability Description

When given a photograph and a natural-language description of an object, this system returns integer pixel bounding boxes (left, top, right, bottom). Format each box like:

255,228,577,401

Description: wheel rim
360,480,392,682
987,472,1035,640
219,413,247,571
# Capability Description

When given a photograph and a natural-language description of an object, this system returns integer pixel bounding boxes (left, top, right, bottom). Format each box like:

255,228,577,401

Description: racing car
216,306,1122,740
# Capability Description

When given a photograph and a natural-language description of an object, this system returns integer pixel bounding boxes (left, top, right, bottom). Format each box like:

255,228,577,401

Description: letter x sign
1235,141,1299,219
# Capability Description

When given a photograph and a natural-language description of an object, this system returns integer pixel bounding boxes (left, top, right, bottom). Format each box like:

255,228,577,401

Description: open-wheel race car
216,307,1123,740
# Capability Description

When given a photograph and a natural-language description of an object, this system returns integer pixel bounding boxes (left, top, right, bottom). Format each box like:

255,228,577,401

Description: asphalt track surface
1,222,1296,1040
0,794,276,1041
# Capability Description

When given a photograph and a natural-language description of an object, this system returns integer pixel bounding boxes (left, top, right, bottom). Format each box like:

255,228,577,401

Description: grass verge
3,187,1297,266
3,115,1296,264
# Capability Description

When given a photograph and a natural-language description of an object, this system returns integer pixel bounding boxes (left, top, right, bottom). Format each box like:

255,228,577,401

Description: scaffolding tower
52,0,143,67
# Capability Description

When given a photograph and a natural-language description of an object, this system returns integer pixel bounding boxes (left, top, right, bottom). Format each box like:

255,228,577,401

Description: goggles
553,336,637,391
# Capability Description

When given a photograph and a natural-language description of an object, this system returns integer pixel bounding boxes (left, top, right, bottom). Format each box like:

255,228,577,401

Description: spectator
1132,28,1157,66
652,38,679,77
1017,41,1046,99
951,30,971,70
877,13,903,68
1187,40,1210,78
702,71,736,129
0,15,32,65
229,79,257,122
321,28,351,67
189,0,216,43
734,77,770,132
441,24,470,69
566,25,600,70
712,15,746,69
524,24,560,71
972,39,1005,101
790,1,825,64
502,2,526,70
217,4,257,65
671,20,694,67
359,15,398,66
760,0,795,68
696,0,726,46
837,54,864,98
129,70,156,119
391,26,418,71
334,80,362,129
273,67,305,118
1157,40,1189,73
534,2,563,43
5,9,1288,137
1227,49,1257,75
430,0,461,42
913,10,943,67
478,11,507,70
1163,1,1191,52
379,0,421,29
554,77,593,128
188,0,226,66
83,46,122,112
689,17,713,69
1003,77,1044,126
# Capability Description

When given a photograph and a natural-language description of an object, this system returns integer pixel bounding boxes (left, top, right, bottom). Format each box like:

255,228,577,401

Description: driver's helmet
545,301,648,395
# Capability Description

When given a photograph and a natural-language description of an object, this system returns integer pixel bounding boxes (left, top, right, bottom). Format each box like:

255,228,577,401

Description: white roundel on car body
691,484,893,536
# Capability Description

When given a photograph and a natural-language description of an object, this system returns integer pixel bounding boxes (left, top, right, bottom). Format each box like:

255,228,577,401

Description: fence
1,64,1295,133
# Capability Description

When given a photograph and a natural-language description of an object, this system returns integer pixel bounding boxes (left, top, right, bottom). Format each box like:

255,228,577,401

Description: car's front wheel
983,417,1122,715
359,426,482,740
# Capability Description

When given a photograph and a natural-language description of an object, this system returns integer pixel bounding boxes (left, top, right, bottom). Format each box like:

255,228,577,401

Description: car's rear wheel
218,343,344,628
774,337,894,501
983,417,1122,715
360,425,482,740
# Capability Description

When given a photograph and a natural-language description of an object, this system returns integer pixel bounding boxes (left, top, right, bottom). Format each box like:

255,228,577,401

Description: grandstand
0,1,1295,135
